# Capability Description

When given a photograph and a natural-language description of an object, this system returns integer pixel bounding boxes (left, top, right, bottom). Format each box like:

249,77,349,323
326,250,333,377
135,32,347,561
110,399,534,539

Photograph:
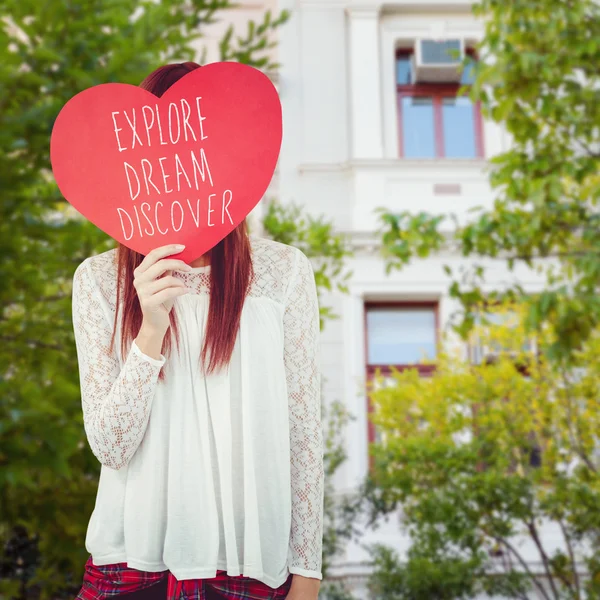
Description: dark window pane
367,308,437,365
442,97,477,158
396,55,412,84
401,97,435,158
421,40,461,64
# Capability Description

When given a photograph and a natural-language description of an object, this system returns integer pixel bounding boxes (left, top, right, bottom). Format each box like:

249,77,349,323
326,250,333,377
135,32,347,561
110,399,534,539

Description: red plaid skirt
76,555,294,599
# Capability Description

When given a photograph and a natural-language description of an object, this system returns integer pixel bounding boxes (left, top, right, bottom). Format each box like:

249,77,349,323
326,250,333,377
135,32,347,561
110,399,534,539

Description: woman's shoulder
249,234,301,267
249,234,305,275
73,248,119,308
75,247,117,275
248,234,305,303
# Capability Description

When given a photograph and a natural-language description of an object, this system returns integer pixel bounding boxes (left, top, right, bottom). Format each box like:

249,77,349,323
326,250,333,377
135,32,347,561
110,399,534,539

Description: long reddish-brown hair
108,62,254,379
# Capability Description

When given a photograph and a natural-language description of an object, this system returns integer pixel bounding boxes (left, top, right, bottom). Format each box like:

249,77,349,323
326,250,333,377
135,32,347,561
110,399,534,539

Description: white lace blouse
71,234,324,587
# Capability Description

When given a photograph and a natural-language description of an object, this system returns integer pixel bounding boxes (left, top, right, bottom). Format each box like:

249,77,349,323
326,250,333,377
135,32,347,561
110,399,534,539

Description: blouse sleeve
71,259,166,471
283,248,325,580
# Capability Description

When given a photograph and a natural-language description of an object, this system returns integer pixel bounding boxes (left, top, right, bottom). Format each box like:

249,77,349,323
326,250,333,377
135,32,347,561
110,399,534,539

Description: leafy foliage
377,0,600,363
364,302,600,599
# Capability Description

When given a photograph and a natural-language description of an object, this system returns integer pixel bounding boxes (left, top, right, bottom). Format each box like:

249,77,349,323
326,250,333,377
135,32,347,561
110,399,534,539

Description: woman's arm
283,248,325,583
71,259,166,470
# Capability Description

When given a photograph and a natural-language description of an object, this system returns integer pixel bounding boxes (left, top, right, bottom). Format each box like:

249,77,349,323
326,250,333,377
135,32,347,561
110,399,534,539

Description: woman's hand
285,574,321,599
134,243,192,334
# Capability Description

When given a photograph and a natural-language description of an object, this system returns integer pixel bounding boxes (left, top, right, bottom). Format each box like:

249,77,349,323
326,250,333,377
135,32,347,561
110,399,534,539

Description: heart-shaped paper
50,62,282,264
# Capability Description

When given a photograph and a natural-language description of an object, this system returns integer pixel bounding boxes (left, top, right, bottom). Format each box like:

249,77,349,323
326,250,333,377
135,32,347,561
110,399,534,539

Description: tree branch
558,518,581,599
527,519,563,599
493,535,552,600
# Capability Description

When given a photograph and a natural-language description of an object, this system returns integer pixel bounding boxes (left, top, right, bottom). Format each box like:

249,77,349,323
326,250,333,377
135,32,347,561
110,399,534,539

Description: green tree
0,2,288,597
364,302,600,599
377,0,600,363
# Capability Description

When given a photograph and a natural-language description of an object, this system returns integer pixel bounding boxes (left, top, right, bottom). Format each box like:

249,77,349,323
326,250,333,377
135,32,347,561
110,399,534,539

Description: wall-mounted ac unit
412,38,465,83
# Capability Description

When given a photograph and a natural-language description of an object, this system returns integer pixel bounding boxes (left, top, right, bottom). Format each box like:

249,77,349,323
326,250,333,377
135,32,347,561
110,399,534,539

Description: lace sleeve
71,259,166,471
283,248,325,580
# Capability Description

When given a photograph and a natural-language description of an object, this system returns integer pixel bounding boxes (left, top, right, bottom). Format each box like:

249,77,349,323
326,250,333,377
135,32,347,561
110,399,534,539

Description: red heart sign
50,62,282,264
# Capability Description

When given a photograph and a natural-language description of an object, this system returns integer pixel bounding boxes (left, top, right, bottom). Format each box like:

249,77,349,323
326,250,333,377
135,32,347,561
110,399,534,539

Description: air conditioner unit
412,38,465,83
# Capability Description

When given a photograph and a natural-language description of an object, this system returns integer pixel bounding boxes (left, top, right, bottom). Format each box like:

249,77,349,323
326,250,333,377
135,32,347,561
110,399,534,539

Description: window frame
364,301,440,459
395,47,485,159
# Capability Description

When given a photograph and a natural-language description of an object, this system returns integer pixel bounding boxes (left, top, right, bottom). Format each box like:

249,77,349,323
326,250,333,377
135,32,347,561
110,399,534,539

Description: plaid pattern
76,555,294,599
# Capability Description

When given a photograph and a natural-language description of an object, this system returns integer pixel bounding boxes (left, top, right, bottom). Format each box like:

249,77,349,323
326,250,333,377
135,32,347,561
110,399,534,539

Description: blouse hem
172,567,289,588
89,554,290,588
90,554,167,572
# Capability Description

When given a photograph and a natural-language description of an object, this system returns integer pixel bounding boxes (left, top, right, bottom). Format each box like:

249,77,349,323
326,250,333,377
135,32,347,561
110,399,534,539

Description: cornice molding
299,0,347,9
345,2,383,17
297,158,488,173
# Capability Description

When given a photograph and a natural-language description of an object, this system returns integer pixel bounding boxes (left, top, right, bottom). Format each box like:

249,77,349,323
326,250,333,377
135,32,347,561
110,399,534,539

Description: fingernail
175,244,185,250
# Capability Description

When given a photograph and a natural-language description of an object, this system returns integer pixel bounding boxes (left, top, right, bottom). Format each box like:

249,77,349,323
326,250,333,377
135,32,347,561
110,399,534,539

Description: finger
137,244,186,274
143,259,192,282
143,276,186,296
146,286,190,306
136,259,191,285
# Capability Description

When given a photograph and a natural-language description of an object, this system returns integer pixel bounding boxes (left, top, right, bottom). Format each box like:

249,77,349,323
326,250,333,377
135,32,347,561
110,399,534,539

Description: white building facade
204,1,555,598
271,1,559,599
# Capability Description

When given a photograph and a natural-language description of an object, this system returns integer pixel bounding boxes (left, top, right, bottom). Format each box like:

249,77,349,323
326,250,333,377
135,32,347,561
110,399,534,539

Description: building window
396,48,484,159
365,302,439,452
467,307,537,368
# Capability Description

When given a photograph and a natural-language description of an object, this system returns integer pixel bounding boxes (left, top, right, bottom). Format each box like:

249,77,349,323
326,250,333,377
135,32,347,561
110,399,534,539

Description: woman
72,62,324,600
